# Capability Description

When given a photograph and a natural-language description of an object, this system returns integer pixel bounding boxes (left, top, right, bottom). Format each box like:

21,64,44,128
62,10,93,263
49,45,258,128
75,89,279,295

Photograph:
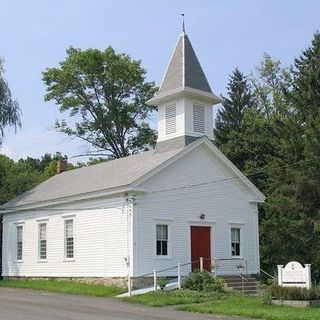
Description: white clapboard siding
2,197,129,277
133,143,260,276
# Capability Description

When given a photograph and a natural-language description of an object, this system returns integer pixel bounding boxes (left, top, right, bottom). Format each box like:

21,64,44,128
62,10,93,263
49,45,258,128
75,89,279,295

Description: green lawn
0,279,124,297
125,290,320,320
124,289,217,307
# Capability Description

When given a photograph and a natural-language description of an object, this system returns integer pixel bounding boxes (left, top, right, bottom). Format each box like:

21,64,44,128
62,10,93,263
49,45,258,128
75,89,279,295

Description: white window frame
154,220,172,259
63,217,75,261
16,224,23,262
38,222,47,261
231,227,241,257
156,224,169,257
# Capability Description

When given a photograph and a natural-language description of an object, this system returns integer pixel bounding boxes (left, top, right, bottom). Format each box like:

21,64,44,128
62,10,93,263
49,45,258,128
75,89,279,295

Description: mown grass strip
178,294,320,320
124,289,221,307
0,279,124,297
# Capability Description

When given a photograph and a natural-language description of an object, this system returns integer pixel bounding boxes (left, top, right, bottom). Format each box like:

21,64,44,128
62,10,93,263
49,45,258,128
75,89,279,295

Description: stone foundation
3,275,177,290
3,276,128,289
271,299,320,308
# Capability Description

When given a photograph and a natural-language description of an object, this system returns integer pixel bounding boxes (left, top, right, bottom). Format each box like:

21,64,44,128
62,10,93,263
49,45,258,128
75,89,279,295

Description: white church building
0,30,265,285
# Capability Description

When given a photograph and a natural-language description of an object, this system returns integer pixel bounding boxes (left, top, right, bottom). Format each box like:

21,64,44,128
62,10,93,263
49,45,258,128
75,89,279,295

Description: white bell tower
147,31,221,151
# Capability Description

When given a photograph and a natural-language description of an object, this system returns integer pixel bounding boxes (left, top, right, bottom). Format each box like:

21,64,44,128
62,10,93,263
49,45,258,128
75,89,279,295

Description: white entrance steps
117,280,179,297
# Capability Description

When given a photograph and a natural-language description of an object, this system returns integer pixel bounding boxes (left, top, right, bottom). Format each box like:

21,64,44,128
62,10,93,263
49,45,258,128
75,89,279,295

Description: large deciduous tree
0,59,21,145
42,47,157,159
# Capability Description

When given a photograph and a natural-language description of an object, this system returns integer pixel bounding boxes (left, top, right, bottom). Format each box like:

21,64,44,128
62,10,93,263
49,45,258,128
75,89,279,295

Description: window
156,224,168,256
193,105,205,133
64,219,74,259
165,105,176,134
231,228,241,256
38,223,47,260
16,225,23,261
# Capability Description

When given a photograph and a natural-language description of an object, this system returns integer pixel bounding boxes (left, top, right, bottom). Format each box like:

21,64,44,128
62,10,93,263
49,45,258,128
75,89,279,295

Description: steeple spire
181,13,185,34
147,29,222,152
148,31,221,105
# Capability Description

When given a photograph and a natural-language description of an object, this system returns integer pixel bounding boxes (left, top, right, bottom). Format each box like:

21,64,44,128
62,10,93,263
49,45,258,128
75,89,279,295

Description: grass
124,289,217,307
179,294,320,320
0,279,125,297
124,290,320,320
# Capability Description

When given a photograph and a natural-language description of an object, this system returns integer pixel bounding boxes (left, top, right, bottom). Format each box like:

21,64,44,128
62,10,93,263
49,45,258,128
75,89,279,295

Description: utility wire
4,156,318,212
139,156,318,196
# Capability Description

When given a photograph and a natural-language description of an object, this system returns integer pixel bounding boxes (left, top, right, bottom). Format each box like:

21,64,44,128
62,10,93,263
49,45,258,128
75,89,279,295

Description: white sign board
278,261,311,289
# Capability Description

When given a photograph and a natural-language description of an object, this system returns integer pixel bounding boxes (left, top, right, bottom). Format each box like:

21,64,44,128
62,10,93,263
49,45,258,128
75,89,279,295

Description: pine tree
214,69,253,146
260,32,320,281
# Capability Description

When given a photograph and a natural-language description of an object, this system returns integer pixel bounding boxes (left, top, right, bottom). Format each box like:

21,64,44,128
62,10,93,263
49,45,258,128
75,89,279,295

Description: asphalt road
0,288,249,320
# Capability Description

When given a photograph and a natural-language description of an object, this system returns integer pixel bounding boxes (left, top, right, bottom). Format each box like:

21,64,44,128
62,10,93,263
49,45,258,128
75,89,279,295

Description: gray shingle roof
1,148,182,210
158,32,212,95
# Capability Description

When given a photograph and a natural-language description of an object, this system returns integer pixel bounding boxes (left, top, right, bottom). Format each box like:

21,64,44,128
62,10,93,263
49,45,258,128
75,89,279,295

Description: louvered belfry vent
165,105,176,135
147,31,222,151
193,105,205,133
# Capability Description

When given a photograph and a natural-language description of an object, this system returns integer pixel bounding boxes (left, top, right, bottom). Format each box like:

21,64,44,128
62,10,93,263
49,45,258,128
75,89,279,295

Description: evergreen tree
260,32,320,281
214,68,253,146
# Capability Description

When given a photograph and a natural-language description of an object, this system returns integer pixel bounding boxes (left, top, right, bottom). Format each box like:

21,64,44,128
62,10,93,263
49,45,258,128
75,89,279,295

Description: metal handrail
260,268,276,280
127,257,253,296
136,259,199,278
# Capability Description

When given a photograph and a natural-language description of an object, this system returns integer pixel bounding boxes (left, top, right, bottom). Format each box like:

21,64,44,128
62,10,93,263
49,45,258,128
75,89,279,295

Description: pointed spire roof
148,32,221,105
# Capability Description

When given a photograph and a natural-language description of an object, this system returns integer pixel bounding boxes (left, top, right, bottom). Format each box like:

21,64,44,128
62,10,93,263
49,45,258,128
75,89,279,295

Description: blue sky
1,0,319,162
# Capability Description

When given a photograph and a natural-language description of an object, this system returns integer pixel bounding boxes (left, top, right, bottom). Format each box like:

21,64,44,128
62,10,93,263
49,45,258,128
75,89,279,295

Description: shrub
157,277,168,290
268,284,320,300
182,271,225,292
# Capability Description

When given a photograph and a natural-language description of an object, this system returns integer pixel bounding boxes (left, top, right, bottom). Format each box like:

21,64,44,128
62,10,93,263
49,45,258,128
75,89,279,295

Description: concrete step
221,276,261,295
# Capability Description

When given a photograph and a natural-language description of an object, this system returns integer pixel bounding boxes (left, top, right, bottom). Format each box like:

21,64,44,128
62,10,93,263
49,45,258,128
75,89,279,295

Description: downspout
125,194,136,277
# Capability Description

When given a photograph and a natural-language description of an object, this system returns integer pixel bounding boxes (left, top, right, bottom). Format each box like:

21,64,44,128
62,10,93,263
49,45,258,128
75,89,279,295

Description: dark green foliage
268,284,320,301
0,153,74,205
215,32,320,282
182,271,225,292
0,59,21,145
42,47,157,159
215,69,253,137
157,277,168,290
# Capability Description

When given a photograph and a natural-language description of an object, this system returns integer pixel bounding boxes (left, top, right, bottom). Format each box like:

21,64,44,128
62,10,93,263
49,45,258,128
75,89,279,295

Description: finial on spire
181,13,185,34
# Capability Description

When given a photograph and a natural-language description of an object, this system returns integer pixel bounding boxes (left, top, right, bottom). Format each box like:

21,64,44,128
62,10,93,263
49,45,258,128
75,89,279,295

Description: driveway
0,288,249,320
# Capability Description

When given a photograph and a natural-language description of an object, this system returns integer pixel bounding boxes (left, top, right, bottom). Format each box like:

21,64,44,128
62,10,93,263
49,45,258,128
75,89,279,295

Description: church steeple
148,31,221,151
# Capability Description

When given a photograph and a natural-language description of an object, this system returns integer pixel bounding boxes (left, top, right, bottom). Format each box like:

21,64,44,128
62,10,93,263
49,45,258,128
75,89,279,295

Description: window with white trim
193,105,205,133
16,225,23,261
165,105,176,135
156,224,168,256
231,227,241,256
64,219,74,259
38,223,47,260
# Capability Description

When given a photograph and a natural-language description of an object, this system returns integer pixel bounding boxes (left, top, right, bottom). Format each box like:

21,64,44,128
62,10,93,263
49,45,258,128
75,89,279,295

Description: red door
191,226,211,271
